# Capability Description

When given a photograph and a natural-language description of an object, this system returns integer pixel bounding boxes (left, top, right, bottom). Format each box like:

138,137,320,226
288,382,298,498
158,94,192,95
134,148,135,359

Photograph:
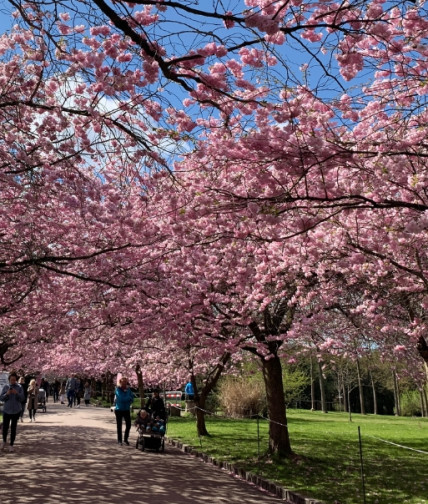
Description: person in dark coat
0,371,25,452
27,379,39,422
18,376,28,422
146,389,166,419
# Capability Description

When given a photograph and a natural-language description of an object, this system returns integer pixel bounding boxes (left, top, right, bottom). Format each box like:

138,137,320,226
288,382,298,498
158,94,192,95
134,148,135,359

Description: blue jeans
2,412,20,445
67,389,75,407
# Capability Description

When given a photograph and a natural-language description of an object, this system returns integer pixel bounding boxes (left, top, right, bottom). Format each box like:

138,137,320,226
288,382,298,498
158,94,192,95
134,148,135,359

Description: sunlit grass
167,410,428,504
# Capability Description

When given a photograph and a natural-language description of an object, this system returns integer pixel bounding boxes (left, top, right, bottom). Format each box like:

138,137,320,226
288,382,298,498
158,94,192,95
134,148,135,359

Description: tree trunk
193,352,231,437
261,354,292,457
342,379,348,413
310,356,316,411
419,390,425,418
370,370,378,415
417,336,428,364
336,371,343,412
347,386,352,422
393,369,401,416
317,360,328,413
194,394,210,436
356,358,365,415
420,385,428,418
135,364,145,409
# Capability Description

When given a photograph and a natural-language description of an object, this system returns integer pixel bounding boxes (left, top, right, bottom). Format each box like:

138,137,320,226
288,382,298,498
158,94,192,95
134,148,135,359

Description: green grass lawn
167,409,428,504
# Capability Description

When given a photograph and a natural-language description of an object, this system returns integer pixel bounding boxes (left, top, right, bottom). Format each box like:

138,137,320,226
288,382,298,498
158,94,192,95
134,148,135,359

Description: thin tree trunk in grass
310,356,316,411
424,388,428,418
393,369,401,416
261,354,292,457
370,370,378,415
135,363,145,409
419,390,425,418
420,386,428,418
342,379,348,413
318,360,328,413
337,373,343,412
356,358,365,415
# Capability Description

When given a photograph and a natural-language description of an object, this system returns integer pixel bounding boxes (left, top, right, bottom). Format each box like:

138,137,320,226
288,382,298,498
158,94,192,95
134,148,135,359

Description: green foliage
168,410,428,504
400,390,422,417
282,366,310,406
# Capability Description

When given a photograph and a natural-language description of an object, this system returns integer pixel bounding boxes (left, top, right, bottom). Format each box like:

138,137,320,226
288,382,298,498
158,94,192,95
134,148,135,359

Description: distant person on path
146,389,166,419
114,377,135,446
0,371,25,452
83,381,91,406
66,375,77,407
27,379,39,422
74,378,83,408
18,376,27,422
40,378,50,402
53,379,60,403
185,380,194,400
59,381,66,404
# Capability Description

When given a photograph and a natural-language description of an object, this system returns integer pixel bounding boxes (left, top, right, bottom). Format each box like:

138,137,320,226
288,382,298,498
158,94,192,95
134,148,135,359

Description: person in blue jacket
0,371,25,452
185,380,194,400
114,376,134,446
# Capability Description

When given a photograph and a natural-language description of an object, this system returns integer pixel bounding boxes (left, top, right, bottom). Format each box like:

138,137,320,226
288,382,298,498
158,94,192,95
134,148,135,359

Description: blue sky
0,1,13,34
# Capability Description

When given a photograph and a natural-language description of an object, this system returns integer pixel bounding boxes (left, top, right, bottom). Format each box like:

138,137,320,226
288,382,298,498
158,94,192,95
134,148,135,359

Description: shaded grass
167,410,428,504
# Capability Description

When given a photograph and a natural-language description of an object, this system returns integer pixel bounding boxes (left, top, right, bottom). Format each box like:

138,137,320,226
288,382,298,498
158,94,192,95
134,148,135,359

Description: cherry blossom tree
1,0,428,459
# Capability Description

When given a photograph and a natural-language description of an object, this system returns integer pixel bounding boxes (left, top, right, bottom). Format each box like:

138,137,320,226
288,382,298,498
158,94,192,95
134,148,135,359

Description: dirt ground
0,401,284,504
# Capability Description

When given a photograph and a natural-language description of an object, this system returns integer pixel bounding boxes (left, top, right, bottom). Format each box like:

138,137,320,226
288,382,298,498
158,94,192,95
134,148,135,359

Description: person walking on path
65,374,77,407
83,381,91,406
185,380,194,400
40,378,50,402
114,376,134,446
26,379,39,422
18,376,27,422
52,379,60,403
0,371,25,452
146,389,166,419
74,377,83,408
59,380,66,404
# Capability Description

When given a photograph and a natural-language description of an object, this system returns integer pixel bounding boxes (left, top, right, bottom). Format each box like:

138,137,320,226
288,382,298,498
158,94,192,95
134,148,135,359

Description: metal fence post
358,426,367,504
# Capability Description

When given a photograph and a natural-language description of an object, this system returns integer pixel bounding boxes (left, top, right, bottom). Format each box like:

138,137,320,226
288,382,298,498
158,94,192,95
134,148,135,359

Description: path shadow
0,406,282,504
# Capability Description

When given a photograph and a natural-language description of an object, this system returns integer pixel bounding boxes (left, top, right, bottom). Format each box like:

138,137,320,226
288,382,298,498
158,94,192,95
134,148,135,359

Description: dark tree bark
369,369,378,415
392,369,401,416
318,360,328,413
356,358,365,415
310,355,316,411
135,363,145,409
193,352,231,437
261,354,292,456
417,336,428,364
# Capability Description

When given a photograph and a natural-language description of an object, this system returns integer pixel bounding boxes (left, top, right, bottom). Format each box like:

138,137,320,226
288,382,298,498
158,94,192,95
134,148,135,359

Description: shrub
400,390,422,416
218,376,266,418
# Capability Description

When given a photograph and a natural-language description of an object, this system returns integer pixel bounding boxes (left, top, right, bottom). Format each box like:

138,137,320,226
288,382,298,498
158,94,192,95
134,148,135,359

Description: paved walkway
0,402,284,504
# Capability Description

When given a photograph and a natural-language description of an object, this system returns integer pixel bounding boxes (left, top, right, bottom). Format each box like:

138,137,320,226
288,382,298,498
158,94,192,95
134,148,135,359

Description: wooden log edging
165,438,324,504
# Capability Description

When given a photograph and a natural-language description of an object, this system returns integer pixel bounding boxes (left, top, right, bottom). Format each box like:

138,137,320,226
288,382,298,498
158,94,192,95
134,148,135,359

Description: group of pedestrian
1,370,173,452
0,372,42,452
64,375,91,408
114,378,167,447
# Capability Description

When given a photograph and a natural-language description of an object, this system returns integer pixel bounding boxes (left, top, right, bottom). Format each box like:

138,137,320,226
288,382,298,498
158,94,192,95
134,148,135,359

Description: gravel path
0,402,284,503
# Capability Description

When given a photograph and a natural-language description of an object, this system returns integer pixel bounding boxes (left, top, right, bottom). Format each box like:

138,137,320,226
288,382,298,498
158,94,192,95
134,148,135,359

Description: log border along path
0,401,288,504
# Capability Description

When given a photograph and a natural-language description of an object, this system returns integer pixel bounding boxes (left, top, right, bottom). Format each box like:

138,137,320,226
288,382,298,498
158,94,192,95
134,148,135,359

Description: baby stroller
37,388,47,412
135,408,167,452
